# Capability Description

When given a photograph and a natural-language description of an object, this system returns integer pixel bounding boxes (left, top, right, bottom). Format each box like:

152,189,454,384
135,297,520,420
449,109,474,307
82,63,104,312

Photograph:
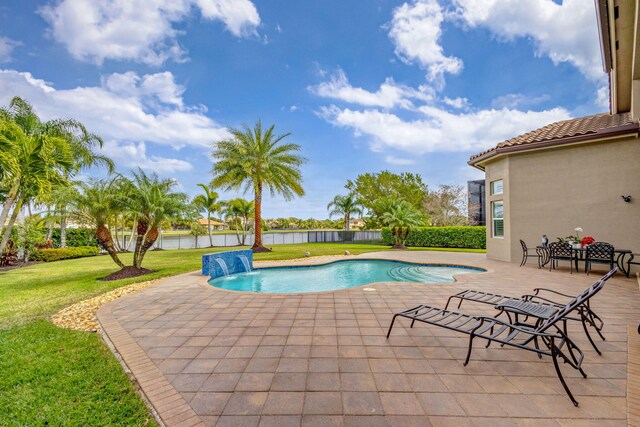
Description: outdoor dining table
536,245,633,277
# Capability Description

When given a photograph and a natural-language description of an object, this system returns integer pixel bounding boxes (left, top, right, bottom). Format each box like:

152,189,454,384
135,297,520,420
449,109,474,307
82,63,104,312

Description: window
492,201,504,238
490,179,503,195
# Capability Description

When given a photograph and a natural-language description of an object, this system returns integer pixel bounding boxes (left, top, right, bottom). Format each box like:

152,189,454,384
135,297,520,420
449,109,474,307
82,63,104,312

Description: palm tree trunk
97,224,124,268
207,213,213,247
125,221,136,251
136,226,158,268
0,183,19,240
0,198,22,255
133,220,148,268
345,213,350,231
252,183,269,252
59,205,67,248
45,205,53,242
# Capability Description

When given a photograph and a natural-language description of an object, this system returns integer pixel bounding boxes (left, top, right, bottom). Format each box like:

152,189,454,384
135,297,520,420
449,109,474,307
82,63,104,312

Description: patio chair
584,242,614,275
386,269,617,406
519,239,542,267
548,241,577,273
443,283,607,354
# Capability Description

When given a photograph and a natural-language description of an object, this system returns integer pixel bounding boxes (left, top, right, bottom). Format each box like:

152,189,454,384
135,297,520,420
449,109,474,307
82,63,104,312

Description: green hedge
30,246,100,262
382,226,486,249
51,228,99,248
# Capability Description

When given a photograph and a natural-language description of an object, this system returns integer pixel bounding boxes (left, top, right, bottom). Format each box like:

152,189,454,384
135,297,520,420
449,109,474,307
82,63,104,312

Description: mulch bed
0,261,41,272
101,266,154,281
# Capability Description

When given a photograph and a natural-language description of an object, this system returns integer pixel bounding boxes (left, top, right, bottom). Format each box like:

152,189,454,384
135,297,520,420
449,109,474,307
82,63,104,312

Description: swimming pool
208,259,484,293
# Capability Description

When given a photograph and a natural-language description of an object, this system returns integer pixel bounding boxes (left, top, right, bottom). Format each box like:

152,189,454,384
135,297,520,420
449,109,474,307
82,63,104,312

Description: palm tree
0,118,74,254
327,194,364,231
223,198,254,245
73,178,125,268
0,97,113,248
381,199,424,249
192,183,221,247
125,170,188,269
212,121,306,252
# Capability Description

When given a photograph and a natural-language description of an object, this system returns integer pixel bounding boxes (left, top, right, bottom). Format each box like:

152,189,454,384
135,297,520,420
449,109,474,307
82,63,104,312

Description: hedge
30,246,100,262
51,228,99,248
382,226,486,249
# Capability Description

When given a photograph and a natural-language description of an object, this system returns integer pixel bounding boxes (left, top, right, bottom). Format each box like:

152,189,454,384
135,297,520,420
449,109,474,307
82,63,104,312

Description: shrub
0,241,18,267
51,228,99,248
30,246,100,262
382,226,486,249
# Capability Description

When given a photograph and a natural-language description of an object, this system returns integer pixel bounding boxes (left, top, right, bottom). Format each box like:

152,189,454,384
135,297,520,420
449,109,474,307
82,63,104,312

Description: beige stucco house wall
481,136,640,271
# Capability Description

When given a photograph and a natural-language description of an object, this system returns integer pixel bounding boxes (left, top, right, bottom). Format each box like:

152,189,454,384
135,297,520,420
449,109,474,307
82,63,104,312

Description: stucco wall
482,136,640,271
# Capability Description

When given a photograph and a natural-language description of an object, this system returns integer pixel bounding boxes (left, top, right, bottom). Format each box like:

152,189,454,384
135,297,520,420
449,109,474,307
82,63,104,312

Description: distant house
197,218,228,231
348,218,365,229
468,0,639,267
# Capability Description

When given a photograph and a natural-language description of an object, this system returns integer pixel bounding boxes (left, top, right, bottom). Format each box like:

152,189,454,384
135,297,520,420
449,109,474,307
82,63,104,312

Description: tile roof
469,112,638,164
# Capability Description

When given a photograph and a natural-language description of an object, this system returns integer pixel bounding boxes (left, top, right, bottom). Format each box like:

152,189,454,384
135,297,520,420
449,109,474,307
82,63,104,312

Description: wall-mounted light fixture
621,195,632,203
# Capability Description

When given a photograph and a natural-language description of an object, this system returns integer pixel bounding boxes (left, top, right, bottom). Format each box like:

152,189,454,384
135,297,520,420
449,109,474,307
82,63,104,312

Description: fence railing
117,230,383,250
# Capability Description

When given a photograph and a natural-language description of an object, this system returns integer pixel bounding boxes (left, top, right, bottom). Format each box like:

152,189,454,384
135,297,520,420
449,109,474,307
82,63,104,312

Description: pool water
208,259,484,293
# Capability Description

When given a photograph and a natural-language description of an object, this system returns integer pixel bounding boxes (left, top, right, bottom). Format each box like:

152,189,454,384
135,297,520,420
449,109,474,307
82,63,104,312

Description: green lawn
0,243,484,425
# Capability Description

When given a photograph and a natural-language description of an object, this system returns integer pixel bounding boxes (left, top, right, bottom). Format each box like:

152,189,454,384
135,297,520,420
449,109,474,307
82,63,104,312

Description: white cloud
0,69,230,175
39,0,260,65
443,96,468,109
453,0,602,83
308,68,434,109
385,155,415,165
491,93,550,109
101,141,193,173
320,104,570,154
388,0,463,86
0,37,20,63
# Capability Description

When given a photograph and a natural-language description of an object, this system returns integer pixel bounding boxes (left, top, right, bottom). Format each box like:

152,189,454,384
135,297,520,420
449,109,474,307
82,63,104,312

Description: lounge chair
386,269,616,406
443,284,606,355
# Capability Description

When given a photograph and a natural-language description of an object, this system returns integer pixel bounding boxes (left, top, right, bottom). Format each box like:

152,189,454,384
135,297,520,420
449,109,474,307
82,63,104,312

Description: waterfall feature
214,258,230,276
238,254,251,272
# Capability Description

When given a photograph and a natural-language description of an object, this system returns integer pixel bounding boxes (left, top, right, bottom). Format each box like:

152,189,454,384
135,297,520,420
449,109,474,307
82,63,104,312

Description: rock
304,252,311,257
344,250,350,255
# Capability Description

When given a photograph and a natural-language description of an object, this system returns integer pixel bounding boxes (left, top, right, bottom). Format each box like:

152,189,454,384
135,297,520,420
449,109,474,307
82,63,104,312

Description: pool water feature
208,259,484,293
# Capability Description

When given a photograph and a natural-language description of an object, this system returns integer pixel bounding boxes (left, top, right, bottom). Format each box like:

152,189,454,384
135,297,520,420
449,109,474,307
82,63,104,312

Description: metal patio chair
584,242,615,275
386,269,617,406
548,241,577,273
519,239,543,267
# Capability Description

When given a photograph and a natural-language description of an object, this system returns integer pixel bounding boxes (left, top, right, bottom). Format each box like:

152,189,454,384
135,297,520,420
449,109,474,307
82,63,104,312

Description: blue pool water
208,259,484,293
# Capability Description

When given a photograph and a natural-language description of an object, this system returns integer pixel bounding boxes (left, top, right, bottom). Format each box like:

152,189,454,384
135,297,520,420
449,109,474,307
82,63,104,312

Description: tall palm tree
212,121,306,252
0,119,73,254
73,178,125,268
192,183,221,247
327,194,365,231
381,199,424,249
0,97,113,247
224,198,254,245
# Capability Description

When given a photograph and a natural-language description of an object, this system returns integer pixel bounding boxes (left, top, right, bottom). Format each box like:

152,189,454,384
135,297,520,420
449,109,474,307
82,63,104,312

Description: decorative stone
344,250,350,255
305,251,311,257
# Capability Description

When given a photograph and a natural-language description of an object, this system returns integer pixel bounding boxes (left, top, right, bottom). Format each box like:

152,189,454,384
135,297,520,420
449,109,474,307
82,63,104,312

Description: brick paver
97,252,639,426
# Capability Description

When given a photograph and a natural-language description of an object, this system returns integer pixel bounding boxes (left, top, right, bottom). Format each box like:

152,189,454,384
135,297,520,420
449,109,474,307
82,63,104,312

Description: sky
0,0,607,218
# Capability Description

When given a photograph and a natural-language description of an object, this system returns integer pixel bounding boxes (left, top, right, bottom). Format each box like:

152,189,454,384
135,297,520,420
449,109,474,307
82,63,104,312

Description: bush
382,226,486,249
51,228,99,248
30,246,100,262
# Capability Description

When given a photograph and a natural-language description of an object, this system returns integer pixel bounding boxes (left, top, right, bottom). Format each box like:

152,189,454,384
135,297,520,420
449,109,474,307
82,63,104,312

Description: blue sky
0,0,605,218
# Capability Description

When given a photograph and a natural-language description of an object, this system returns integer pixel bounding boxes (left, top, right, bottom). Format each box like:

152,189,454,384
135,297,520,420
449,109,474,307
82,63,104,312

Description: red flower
581,236,595,246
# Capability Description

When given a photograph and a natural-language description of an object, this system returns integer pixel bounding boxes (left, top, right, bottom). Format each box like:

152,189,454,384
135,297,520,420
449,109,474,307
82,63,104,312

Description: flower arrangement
574,227,583,240
581,236,595,246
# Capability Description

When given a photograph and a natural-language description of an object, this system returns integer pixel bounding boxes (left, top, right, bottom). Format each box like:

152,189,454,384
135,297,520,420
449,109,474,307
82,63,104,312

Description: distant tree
212,121,306,252
327,194,364,231
381,199,424,249
346,171,428,225
423,184,467,226
192,183,221,247
224,198,254,245
190,222,207,249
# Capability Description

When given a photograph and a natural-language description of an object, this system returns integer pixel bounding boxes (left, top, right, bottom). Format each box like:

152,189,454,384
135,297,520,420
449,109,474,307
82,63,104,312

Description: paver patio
98,251,639,426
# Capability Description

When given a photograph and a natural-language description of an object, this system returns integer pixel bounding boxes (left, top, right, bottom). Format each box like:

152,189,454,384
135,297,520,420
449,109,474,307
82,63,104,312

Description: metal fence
117,230,383,250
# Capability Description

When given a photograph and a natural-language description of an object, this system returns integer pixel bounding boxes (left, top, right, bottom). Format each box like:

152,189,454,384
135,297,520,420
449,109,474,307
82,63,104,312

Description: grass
0,242,484,425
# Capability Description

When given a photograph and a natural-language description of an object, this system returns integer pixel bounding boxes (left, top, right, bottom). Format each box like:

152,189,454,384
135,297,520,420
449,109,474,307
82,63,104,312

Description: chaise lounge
386,269,617,406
